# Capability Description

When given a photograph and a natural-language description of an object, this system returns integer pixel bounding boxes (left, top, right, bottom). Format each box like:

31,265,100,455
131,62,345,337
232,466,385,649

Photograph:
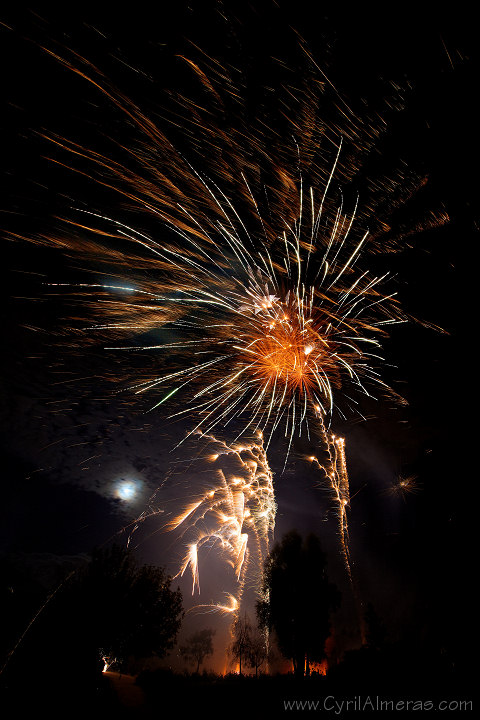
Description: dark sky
1,2,476,673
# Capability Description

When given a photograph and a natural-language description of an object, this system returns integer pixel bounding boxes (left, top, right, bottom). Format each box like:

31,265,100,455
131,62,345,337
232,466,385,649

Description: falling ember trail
308,423,367,642
309,421,352,583
130,430,276,622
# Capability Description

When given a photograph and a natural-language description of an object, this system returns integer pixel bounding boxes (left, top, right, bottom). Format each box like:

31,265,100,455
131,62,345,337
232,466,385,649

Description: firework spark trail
122,429,275,648
162,430,276,618
306,417,370,643
308,415,352,583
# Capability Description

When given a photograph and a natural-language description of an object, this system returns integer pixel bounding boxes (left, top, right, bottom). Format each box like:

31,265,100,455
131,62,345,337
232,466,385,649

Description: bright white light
116,479,137,501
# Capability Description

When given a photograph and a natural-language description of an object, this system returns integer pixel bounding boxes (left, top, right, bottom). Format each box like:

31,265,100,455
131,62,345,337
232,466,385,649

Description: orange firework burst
237,293,336,398
10,41,435,457
31,139,407,461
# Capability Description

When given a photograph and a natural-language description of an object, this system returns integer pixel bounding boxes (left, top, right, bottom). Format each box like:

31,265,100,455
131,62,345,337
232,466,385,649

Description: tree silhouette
179,628,215,673
9,543,184,688
245,629,268,677
72,544,184,667
257,530,340,677
230,614,252,675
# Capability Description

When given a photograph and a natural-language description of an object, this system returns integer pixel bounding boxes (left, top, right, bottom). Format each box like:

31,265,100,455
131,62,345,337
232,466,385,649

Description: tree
246,629,268,677
19,543,184,685
73,544,184,668
230,614,252,675
179,628,215,673
257,530,340,677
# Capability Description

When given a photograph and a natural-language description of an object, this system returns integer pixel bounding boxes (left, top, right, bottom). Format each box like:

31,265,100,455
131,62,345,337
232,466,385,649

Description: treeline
1,530,472,715
1,530,340,688
0,543,183,711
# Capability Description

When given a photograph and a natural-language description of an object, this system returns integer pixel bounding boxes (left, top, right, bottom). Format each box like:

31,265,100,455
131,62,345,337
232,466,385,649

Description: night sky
1,2,476,677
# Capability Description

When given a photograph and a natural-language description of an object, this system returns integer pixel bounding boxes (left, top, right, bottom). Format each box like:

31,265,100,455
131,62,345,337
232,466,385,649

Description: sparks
168,431,276,611
18,47,418,462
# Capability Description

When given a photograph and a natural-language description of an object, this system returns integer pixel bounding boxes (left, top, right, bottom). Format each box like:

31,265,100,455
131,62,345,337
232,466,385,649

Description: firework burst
384,473,421,501
8,34,445,609
12,39,444,456
32,142,408,457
